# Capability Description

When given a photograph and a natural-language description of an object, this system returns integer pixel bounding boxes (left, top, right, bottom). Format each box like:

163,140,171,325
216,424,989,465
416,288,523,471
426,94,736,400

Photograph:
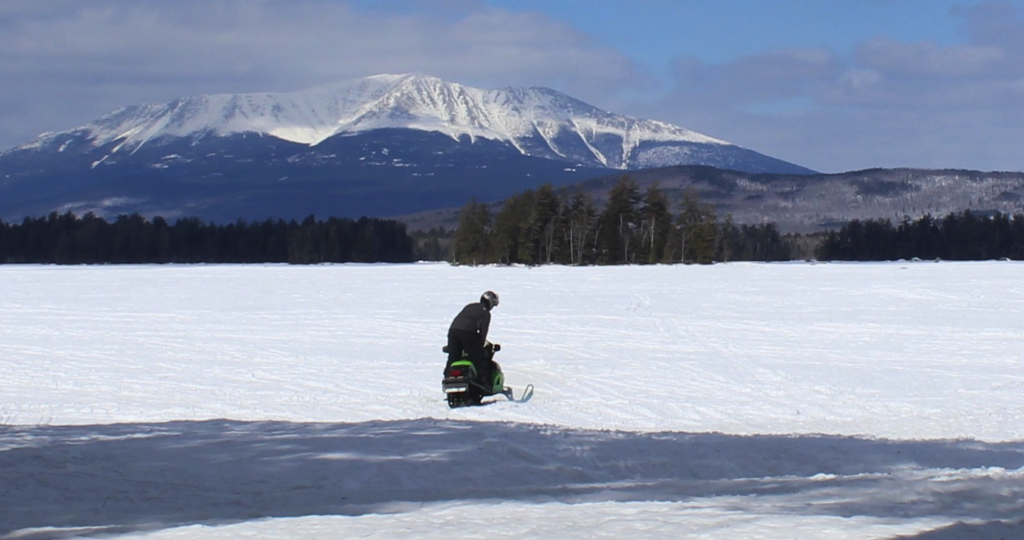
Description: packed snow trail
2,262,1023,539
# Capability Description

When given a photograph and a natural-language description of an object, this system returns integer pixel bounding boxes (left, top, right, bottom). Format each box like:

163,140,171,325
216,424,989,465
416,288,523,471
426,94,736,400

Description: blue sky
2,0,1023,172
485,0,971,63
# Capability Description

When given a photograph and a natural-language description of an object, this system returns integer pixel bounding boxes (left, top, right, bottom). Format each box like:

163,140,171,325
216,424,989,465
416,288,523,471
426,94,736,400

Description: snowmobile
442,341,513,408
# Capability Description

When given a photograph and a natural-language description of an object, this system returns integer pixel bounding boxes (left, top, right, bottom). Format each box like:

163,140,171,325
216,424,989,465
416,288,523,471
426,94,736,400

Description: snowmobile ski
514,383,534,403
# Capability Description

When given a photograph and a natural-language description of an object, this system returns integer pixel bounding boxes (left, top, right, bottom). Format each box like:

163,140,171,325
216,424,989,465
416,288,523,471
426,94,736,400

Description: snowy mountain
0,74,814,222
14,73,810,173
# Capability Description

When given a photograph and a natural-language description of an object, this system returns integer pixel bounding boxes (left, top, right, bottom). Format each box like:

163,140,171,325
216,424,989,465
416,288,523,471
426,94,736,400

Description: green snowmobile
442,341,512,407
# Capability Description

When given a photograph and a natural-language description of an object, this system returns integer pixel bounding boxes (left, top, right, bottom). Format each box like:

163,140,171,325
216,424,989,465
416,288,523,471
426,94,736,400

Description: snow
2,262,1023,540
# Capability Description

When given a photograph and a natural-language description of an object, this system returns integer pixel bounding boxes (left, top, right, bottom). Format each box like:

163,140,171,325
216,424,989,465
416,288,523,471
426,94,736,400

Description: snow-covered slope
18,73,747,170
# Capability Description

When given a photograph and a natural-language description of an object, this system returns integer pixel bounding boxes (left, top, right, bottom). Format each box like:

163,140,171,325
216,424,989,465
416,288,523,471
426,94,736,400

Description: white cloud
647,1,1024,172
856,37,1005,78
0,0,641,149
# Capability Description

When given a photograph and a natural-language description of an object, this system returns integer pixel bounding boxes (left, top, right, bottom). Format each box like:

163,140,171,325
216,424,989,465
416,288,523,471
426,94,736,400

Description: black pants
447,329,492,391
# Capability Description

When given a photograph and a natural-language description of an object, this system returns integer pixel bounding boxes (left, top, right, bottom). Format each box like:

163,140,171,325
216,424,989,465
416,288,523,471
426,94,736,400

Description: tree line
10,185,1017,266
0,212,416,264
816,210,1024,261
449,176,798,265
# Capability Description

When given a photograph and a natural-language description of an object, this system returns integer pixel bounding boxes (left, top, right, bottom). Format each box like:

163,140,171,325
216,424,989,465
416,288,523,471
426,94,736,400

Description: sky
1,0,1023,173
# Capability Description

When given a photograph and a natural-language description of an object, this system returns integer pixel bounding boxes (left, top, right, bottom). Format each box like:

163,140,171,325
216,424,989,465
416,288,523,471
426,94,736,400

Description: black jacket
448,302,491,341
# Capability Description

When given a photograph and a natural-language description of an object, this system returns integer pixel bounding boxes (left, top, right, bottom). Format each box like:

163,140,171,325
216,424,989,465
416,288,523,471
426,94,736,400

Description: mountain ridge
7,73,812,174
0,73,820,223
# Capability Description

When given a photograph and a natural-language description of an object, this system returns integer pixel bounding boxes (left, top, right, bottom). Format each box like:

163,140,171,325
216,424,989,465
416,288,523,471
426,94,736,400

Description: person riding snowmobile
447,291,499,392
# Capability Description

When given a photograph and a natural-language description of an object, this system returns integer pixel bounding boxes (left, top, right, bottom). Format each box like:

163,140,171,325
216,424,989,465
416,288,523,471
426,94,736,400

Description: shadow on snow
1,419,1023,539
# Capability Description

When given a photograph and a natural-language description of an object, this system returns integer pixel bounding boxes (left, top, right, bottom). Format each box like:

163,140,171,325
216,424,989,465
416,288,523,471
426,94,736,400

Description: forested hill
398,166,1024,234
446,179,796,266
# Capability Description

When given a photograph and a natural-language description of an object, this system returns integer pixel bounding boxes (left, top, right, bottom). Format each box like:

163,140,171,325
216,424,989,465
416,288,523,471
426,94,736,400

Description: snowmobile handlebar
441,342,500,353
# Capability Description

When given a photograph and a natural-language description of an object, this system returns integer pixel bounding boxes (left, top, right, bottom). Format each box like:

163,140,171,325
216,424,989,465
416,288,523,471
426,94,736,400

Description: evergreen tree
639,183,672,264
151,216,173,263
453,199,492,265
741,223,790,261
562,191,598,265
491,191,533,264
412,227,452,261
111,214,152,264
716,214,738,262
597,176,642,264
49,211,78,264
1010,214,1024,259
288,215,320,263
521,184,562,264
0,219,8,263
675,187,717,264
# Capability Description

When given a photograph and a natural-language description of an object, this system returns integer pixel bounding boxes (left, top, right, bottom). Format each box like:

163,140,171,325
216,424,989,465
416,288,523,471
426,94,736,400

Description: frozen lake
2,262,1023,539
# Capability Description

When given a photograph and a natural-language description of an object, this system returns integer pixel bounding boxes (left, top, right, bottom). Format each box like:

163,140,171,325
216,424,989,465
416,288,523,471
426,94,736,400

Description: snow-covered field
2,262,1023,539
